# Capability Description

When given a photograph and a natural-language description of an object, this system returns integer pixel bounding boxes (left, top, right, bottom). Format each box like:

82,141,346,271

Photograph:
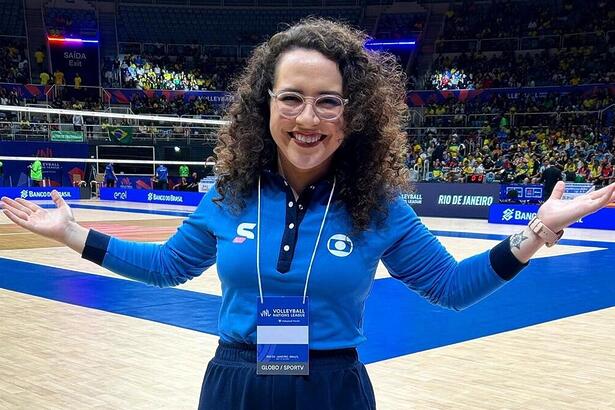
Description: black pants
198,341,376,410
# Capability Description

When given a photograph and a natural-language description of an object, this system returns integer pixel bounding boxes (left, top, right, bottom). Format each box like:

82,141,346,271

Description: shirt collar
261,167,335,203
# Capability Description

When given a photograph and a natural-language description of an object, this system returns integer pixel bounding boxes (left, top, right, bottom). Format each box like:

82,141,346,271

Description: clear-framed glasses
268,89,348,121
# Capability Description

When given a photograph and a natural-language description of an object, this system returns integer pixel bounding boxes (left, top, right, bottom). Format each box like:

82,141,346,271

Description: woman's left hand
537,181,615,233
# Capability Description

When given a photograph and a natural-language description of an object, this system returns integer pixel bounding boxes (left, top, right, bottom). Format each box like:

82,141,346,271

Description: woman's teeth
291,133,323,143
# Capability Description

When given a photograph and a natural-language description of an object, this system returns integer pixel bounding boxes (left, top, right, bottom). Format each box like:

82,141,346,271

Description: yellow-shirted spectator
589,161,601,180
53,69,64,85
449,144,459,157
34,49,45,69
463,162,474,178
39,71,50,85
74,73,82,90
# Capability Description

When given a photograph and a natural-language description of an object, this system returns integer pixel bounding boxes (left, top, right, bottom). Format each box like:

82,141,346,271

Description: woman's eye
318,97,342,107
279,95,302,104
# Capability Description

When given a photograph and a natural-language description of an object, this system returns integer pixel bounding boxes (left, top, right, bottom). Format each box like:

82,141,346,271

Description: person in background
540,158,563,202
74,73,82,90
179,164,190,180
29,159,43,187
155,164,168,191
39,71,50,85
186,171,200,191
173,177,189,191
104,163,117,188
72,113,83,133
34,48,45,71
53,69,64,86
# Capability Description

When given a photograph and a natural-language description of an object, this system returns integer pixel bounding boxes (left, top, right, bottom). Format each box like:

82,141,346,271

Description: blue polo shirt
104,164,115,181
82,171,526,349
156,165,168,182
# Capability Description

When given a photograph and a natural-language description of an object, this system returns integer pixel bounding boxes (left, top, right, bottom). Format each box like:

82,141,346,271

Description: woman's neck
277,155,331,200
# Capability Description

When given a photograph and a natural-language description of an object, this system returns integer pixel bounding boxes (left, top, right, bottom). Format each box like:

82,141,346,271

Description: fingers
550,181,565,201
51,190,67,209
2,207,31,228
588,183,615,201
584,183,615,212
1,197,33,216
15,197,43,213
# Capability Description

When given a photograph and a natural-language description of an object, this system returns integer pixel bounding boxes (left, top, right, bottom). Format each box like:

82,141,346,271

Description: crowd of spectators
422,91,615,127
429,47,614,90
0,40,29,84
442,0,613,40
431,0,614,90
103,53,240,91
406,125,614,189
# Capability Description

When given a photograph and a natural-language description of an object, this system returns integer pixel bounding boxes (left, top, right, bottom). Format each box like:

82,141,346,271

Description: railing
119,42,245,60
415,110,606,127
45,84,111,109
0,120,219,145
435,30,610,53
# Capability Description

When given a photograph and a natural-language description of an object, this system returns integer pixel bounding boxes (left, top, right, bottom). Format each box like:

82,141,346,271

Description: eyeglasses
268,89,348,121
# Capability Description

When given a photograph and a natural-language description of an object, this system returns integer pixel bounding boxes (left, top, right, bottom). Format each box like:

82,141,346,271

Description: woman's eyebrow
278,87,344,97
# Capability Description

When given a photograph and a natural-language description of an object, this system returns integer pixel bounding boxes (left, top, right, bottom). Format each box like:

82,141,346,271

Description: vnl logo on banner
0,188,80,200
489,204,615,231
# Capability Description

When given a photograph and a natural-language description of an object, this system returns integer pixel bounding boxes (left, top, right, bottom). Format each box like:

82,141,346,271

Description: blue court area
2,217,614,364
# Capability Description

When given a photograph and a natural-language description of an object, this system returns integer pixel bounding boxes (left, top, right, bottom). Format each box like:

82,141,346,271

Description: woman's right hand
1,190,88,252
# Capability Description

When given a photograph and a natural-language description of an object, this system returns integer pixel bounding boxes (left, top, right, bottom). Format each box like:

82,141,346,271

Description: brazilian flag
106,125,134,144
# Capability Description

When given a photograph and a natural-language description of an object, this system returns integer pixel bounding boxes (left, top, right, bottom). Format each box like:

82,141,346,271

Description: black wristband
81,229,111,266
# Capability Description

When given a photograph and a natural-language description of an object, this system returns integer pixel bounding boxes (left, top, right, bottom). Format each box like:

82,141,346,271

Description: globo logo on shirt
327,234,353,257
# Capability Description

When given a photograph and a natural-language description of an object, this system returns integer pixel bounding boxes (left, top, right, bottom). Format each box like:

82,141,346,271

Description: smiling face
269,48,346,180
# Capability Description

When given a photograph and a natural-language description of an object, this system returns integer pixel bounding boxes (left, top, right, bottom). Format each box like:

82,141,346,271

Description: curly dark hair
213,17,410,233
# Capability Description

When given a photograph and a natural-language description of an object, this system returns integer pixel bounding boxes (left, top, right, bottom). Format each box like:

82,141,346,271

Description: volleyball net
0,104,223,190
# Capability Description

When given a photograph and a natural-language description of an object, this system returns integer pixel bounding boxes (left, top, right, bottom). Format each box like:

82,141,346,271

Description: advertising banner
0,141,88,187
407,83,615,107
50,130,84,142
105,89,233,110
100,188,205,206
488,204,615,231
0,187,80,200
402,183,500,218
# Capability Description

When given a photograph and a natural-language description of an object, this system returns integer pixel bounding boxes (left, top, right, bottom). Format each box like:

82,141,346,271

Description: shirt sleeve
81,190,218,287
381,198,527,311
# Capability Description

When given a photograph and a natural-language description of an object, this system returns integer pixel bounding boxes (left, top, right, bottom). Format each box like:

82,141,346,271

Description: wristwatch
528,216,564,247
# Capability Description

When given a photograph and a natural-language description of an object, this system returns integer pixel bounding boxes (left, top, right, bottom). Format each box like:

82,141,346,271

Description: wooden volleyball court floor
1,199,614,409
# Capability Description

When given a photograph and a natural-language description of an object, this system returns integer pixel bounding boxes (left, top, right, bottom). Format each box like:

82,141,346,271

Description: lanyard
256,174,336,304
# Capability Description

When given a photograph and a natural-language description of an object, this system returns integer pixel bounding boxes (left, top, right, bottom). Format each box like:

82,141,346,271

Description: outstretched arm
512,181,615,263
2,189,218,287
1,190,88,253
382,181,615,311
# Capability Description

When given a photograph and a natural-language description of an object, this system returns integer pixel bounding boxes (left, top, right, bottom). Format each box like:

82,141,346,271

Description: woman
2,19,614,410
